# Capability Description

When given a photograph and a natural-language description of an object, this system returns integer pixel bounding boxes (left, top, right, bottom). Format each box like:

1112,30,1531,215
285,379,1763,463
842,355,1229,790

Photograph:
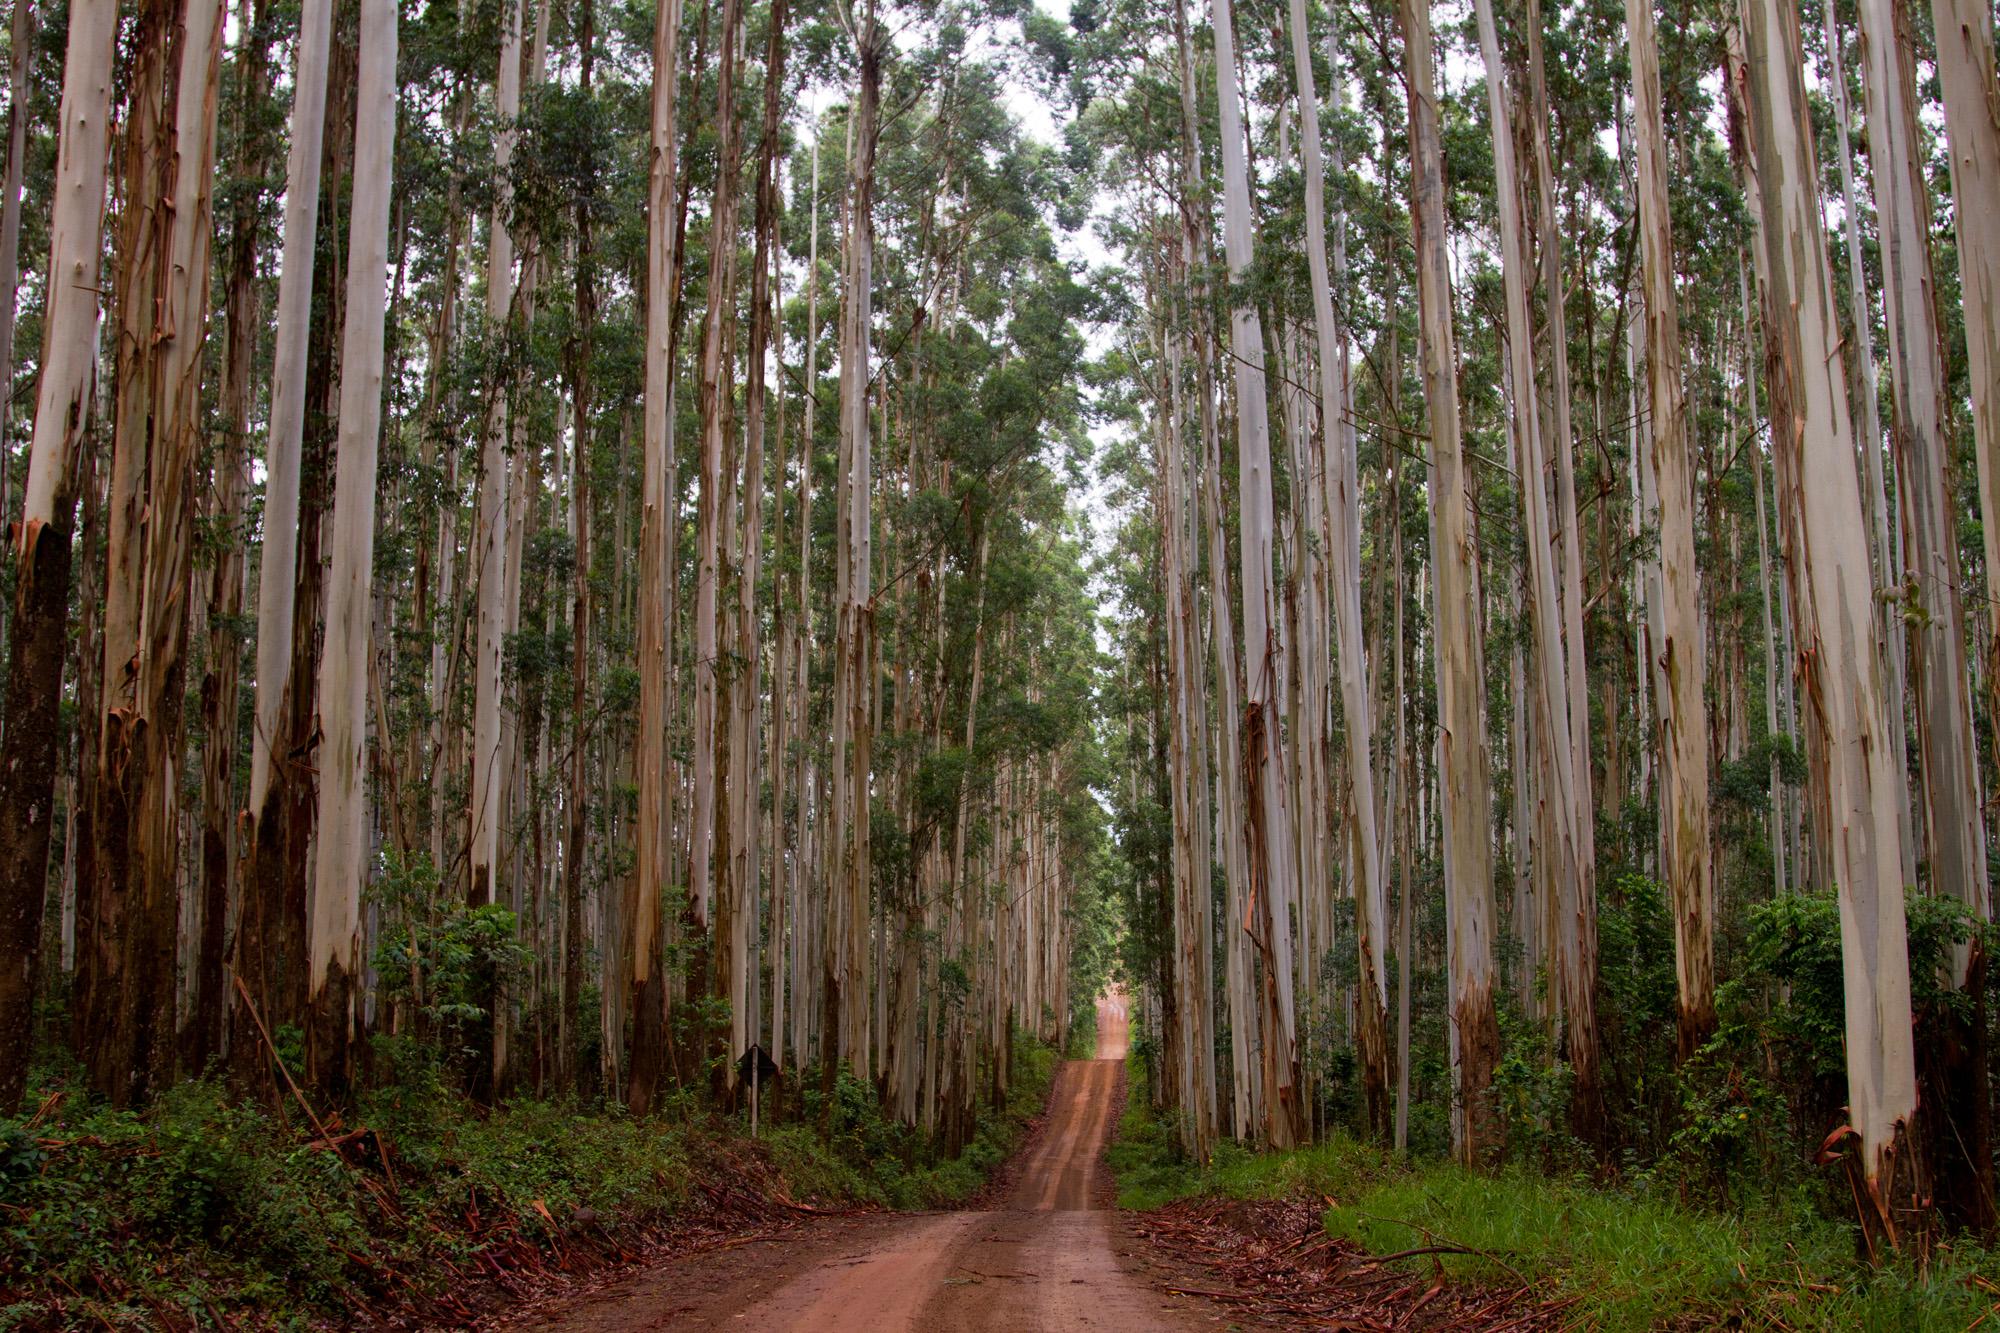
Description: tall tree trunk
1211,0,1302,1153
1172,0,1254,1143
1626,0,1714,1060
0,0,117,1111
1853,0,1994,1230
1286,0,1388,1140
471,0,524,915
1824,3,1916,890
559,0,597,1098
189,0,272,1071
830,16,881,1076
735,0,787,1087
236,0,333,1093
789,134,820,1075
307,0,395,1100
1396,0,1501,1165
692,0,741,946
88,0,225,1107
1475,0,1602,1121
1736,0,1919,1239
1930,0,2000,766
1522,0,1600,1128
629,0,683,1116
1927,0,2000,1230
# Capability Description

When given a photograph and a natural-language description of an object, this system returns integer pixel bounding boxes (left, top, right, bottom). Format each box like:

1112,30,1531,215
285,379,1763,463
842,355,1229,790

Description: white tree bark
248,0,333,814
1737,0,1917,1214
1824,5,1917,890
471,0,524,903
20,0,115,541
1397,0,1500,1164
1854,0,1990,943
308,0,396,1072
629,0,682,1115
1287,0,1389,1132
1171,0,1251,1142
1626,0,1713,1056
1928,0,2000,748
831,19,881,1071
1212,0,1303,1149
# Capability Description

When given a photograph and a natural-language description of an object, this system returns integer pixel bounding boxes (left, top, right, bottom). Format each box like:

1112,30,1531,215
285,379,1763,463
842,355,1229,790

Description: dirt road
521,992,1214,1332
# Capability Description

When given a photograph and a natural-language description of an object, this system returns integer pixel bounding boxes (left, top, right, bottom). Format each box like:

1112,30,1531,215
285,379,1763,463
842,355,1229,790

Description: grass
1107,1055,2000,1331
0,1036,1059,1329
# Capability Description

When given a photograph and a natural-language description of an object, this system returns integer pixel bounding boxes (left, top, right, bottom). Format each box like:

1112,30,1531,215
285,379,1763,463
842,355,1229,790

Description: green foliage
1491,1012,1586,1174
1110,1058,2000,1331
1326,1166,2000,1331
1745,888,1987,1084
1106,1056,1402,1211
0,1038,1062,1325
790,1036,1058,1210
368,854,533,1078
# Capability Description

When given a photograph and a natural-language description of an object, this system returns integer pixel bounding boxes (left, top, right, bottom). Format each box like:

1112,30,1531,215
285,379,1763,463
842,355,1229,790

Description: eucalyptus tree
84,0,226,1106
630,0,685,1117
0,0,116,1113
237,0,333,1091
1287,0,1389,1137
1396,0,1501,1164
1624,0,1712,1062
307,0,397,1099
1735,0,1917,1238
471,0,526,912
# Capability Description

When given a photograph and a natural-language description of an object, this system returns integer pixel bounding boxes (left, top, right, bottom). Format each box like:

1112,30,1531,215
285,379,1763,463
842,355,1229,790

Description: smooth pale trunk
1626,0,1713,1056
1211,0,1303,1150
248,0,332,814
1737,0,1917,1219
1824,4,1917,890
471,0,524,904
1744,284,1787,898
788,136,820,1073
1156,302,1215,1155
1523,0,1599,1102
307,0,395,1094
1397,0,1500,1165
692,0,743,937
1855,0,1993,1227
1287,0,1388,1132
1475,0,1598,1107
1523,0,1594,874
755,33,787,1069
1171,0,1250,1141
1928,0,2000,744
629,0,682,1116
1854,0,1990,941
831,30,881,1073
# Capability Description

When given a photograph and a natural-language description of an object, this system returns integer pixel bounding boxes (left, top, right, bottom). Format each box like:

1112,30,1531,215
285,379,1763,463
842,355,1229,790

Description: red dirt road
516,993,1218,1332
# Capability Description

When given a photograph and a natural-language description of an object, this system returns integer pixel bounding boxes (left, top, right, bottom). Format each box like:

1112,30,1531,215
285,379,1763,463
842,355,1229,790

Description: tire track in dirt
517,991,1214,1332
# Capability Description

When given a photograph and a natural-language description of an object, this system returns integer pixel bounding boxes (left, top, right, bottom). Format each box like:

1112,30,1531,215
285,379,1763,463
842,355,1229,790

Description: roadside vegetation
1111,1043,2000,1331
0,1035,1056,1330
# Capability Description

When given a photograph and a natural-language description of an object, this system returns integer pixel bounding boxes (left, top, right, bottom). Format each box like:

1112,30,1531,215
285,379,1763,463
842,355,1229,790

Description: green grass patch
1328,1166,2000,1331
1109,1059,2000,1330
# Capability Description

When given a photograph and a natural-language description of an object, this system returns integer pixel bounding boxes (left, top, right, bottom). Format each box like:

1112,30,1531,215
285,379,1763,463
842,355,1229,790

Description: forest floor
498,998,1553,1332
